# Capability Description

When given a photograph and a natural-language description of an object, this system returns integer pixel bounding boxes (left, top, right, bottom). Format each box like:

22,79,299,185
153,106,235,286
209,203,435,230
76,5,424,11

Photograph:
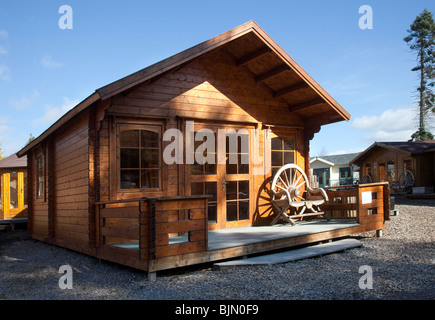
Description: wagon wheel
398,170,415,192
360,174,372,184
270,164,309,219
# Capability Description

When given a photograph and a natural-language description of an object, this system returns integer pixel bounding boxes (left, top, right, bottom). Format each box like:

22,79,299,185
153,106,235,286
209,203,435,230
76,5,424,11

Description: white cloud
365,129,416,142
10,89,40,110
41,55,63,68
0,64,11,81
0,46,7,55
352,106,422,142
33,97,79,126
352,107,415,132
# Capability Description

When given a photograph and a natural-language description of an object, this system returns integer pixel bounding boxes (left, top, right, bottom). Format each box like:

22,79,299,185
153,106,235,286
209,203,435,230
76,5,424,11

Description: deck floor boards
112,219,359,251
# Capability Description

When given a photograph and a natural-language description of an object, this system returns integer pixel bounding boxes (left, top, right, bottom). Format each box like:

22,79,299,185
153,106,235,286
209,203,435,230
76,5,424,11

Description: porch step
213,238,362,269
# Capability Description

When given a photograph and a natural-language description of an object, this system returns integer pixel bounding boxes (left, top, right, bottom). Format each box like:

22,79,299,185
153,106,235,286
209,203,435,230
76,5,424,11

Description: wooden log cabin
17,21,389,277
350,141,435,193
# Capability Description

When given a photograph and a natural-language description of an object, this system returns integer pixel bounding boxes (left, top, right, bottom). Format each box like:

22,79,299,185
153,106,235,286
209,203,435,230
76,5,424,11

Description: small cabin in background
310,152,360,187
16,21,389,277
350,141,435,193
0,153,28,222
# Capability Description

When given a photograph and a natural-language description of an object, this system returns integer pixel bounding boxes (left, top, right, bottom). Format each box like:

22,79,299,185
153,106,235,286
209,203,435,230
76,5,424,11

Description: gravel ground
0,196,434,301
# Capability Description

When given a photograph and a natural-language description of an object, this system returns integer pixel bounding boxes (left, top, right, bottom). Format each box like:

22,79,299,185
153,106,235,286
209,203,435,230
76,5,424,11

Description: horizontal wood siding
30,145,49,238
109,49,304,126
53,113,90,249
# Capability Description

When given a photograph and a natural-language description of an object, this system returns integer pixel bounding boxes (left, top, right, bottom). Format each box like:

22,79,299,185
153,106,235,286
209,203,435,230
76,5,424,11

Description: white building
310,153,360,187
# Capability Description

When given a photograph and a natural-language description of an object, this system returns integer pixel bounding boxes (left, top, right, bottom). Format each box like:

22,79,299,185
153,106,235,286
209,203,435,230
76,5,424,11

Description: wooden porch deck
207,220,359,250
112,220,359,252
95,183,389,276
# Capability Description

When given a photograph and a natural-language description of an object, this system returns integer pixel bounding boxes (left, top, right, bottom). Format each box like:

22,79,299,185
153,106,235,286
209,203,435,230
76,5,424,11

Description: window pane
226,202,237,221
239,154,249,174
226,155,237,174
226,134,237,154
120,149,139,168
283,138,294,150
208,204,217,223
37,156,44,198
191,163,203,175
120,170,139,189
10,172,18,209
141,149,159,168
271,137,281,150
283,152,294,164
141,169,159,189
239,181,249,199
238,134,249,154
205,182,217,202
204,162,216,175
271,151,282,167
120,130,139,148
226,181,237,200
239,200,249,220
141,130,159,148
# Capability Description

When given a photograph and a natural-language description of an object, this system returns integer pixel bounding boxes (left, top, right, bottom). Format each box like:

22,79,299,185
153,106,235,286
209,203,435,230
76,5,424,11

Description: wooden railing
96,195,209,261
323,182,390,225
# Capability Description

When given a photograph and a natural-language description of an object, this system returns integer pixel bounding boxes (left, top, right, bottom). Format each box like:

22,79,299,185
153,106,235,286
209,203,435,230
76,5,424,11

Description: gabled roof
350,141,435,164
311,152,361,166
310,157,334,166
0,153,27,169
18,21,350,157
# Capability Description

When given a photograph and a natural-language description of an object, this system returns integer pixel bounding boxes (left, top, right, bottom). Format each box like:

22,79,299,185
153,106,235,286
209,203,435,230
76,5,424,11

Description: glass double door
189,123,252,230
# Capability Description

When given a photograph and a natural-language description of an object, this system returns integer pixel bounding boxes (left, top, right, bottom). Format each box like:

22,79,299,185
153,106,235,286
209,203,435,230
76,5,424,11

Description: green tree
26,133,36,146
0,141,4,160
404,9,435,141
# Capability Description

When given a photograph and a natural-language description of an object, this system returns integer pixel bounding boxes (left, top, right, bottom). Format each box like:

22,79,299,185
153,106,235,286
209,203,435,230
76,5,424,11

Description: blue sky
1,0,434,157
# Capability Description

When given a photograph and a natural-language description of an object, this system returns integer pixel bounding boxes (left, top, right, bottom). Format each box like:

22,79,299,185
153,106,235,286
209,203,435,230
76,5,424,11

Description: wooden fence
96,195,209,265
323,182,390,226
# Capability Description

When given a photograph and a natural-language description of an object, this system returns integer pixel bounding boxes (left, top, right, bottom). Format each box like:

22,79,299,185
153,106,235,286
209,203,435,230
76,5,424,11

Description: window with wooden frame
37,154,45,198
271,136,295,177
404,158,412,172
387,161,395,177
118,123,162,191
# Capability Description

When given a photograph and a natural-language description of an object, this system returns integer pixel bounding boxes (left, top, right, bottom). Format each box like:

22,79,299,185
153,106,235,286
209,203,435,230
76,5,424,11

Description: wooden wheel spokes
269,163,329,226
271,164,309,206
399,170,415,188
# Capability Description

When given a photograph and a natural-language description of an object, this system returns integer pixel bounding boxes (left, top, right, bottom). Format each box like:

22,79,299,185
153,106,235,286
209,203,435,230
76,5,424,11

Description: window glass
271,136,295,177
119,126,160,190
37,155,44,198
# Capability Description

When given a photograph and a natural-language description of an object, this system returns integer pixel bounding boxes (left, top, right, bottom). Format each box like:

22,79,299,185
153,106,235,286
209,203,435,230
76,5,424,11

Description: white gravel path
0,196,434,300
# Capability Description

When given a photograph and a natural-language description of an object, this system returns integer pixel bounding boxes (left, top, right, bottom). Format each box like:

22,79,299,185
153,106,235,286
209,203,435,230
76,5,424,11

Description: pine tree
404,9,435,141
0,141,4,160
